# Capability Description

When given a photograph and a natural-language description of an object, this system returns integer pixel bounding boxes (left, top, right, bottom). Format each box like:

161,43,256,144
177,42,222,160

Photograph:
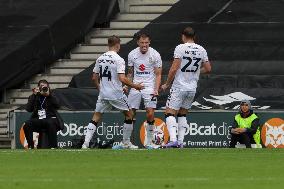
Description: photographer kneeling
229,100,261,148
23,79,63,149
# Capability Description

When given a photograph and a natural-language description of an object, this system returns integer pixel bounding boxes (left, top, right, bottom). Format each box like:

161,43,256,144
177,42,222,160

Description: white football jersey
93,51,125,100
128,47,162,94
171,42,209,92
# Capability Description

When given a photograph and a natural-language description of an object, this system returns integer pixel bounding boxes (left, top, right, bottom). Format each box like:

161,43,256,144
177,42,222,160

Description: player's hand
160,83,170,91
123,85,129,94
153,89,159,96
134,82,144,91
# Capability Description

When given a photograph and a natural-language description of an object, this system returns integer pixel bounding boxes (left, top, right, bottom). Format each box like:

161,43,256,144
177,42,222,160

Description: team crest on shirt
149,57,154,64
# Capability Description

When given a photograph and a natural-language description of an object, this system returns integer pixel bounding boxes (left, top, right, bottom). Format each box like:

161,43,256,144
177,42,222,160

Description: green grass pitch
0,149,283,189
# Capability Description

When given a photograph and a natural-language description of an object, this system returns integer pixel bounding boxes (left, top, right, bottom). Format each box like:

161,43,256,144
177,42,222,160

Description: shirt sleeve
154,52,162,68
117,58,126,74
128,53,134,67
93,59,99,73
201,48,209,62
173,44,183,59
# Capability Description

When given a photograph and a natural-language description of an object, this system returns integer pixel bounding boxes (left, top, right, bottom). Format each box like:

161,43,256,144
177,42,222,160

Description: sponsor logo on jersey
139,64,145,71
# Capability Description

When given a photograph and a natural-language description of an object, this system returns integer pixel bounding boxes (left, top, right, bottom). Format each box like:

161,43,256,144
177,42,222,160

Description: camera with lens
39,86,49,94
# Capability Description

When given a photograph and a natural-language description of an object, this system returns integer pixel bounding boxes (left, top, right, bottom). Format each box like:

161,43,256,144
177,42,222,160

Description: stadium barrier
9,110,284,149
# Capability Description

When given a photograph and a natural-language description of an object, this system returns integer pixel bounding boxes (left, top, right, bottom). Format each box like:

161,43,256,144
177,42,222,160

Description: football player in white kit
82,35,144,149
127,33,162,149
161,27,211,148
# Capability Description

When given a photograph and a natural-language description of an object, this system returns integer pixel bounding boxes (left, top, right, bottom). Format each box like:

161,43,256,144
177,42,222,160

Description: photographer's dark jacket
25,93,64,131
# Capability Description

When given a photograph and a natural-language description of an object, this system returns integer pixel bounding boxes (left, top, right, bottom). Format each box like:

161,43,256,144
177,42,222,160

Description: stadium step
110,21,149,28
129,5,173,13
6,89,32,99
29,74,74,83
0,119,7,126
90,37,133,45
49,68,85,75
0,137,12,149
52,59,95,68
72,45,108,53
0,104,19,144
9,97,29,105
126,0,178,5
70,53,102,60
0,113,7,120
115,13,161,21
90,29,139,37
29,82,69,90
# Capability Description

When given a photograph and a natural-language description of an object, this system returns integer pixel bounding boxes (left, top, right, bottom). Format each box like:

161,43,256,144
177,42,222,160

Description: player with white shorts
127,33,162,149
161,27,212,148
82,35,144,149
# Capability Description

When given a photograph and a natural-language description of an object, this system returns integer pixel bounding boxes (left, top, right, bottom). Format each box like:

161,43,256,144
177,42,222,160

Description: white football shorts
95,95,130,113
128,89,157,109
166,87,195,110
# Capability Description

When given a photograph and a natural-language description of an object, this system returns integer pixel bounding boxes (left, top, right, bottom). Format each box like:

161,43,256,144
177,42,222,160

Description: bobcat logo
139,118,169,147
261,118,284,148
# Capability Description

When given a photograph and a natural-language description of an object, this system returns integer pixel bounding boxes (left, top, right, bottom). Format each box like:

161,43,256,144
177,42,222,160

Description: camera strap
38,97,47,119
39,96,47,110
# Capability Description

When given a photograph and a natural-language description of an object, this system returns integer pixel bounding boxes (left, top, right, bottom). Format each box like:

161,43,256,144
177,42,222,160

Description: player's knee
165,113,175,118
124,119,133,124
147,120,155,125
178,108,188,115
124,110,133,120
177,113,186,117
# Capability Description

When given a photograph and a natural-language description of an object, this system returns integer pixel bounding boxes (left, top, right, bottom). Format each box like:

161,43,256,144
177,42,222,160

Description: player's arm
161,58,181,90
154,67,162,95
200,61,211,74
127,66,134,81
92,73,100,91
118,74,144,90
123,66,134,93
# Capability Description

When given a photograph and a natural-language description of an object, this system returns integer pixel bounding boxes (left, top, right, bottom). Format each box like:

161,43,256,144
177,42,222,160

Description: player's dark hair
108,35,121,47
182,27,195,38
135,32,151,41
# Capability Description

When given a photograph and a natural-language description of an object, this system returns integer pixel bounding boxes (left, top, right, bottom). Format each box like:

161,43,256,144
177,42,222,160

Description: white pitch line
0,177,281,183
